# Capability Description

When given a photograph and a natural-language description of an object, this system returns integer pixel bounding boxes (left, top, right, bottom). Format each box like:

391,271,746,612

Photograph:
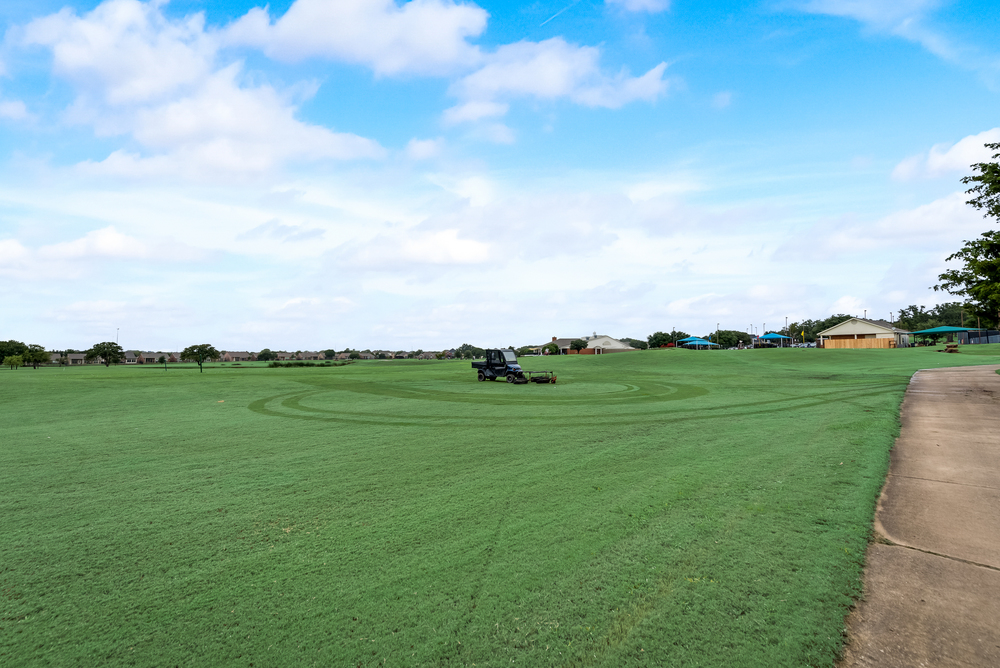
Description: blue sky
1,0,997,351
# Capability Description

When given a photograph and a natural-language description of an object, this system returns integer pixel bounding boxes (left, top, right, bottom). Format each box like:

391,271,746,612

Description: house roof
817,317,910,336
550,337,585,347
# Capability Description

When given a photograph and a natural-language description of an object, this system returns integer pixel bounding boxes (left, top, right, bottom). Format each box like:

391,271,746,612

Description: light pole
116,328,119,344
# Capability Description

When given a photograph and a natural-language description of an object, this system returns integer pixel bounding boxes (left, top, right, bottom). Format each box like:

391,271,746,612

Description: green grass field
3,346,999,667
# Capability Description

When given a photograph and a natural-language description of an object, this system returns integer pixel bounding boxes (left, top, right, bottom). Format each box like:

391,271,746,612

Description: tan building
547,334,636,355
817,318,910,349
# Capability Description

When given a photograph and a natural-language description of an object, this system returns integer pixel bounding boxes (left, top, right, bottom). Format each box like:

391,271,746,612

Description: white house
547,334,636,354
585,335,635,354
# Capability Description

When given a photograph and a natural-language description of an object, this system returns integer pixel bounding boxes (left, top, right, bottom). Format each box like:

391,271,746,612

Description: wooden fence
821,338,894,349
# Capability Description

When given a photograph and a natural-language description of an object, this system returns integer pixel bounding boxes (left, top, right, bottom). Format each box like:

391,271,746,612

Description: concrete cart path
840,364,1000,668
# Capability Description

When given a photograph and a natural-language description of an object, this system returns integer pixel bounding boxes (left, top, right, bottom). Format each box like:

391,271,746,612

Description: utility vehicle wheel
477,371,486,382
506,373,515,383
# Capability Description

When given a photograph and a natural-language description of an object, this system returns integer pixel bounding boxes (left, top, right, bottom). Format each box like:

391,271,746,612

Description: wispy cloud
605,0,670,13
796,0,999,78
237,219,325,243
444,38,669,131
892,128,1000,181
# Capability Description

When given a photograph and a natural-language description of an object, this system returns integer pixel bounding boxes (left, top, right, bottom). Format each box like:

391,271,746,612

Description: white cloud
39,226,146,260
605,0,670,13
426,174,496,206
23,0,383,178
892,128,1000,181
796,0,995,72
798,0,939,27
0,239,31,276
447,38,669,122
343,228,490,269
46,298,193,335
0,225,204,284
474,123,516,145
126,66,382,171
829,294,866,315
711,91,732,109
776,191,983,261
22,0,216,105
223,0,488,76
442,100,508,125
625,177,704,202
405,137,444,159
237,219,325,243
0,100,30,120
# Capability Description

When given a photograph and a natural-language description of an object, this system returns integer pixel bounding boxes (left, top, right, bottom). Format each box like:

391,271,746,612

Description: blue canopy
909,326,974,334
759,333,791,340
675,336,701,343
683,338,720,346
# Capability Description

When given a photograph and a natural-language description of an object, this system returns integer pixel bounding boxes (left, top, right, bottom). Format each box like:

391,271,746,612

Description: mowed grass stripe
2,346,998,666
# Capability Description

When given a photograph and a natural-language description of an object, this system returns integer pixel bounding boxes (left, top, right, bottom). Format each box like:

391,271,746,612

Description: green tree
934,231,1000,328
706,330,751,348
962,141,1000,223
647,330,689,348
23,344,50,369
788,315,852,342
569,339,587,351
541,342,558,355
157,355,167,370
86,341,125,366
456,343,485,359
0,340,27,361
348,351,361,360
323,349,337,360
620,337,648,350
515,346,534,356
181,344,220,373
895,303,964,332
256,349,275,361
647,332,670,347
3,354,24,370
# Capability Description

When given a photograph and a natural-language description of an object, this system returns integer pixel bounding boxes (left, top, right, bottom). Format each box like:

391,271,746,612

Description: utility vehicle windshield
502,351,517,363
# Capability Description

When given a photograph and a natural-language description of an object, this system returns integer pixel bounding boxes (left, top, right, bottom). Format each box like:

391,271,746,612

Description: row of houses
47,349,445,365
49,351,190,365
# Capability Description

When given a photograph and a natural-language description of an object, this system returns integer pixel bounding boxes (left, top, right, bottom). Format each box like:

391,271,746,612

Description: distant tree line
785,315,853,343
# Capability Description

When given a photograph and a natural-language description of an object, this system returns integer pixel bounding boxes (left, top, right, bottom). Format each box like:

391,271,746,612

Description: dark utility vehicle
472,349,556,384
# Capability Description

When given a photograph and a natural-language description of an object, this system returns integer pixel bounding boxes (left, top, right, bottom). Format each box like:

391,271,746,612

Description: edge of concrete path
838,364,1000,667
